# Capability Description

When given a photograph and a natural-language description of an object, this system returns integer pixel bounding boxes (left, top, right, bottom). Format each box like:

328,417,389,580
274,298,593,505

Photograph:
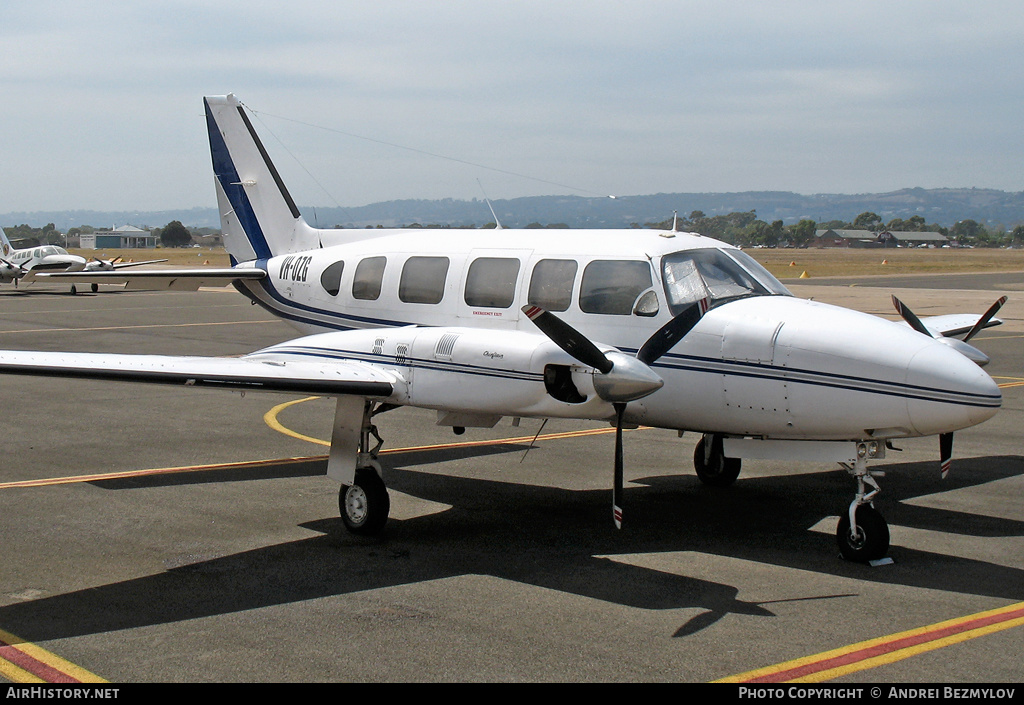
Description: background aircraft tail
0,226,13,258
204,94,320,263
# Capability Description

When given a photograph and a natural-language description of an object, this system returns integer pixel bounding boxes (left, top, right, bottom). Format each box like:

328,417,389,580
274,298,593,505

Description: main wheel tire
836,504,889,562
693,436,741,487
339,467,390,535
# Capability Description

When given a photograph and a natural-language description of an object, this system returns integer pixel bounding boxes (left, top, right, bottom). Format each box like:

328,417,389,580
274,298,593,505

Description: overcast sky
2,1,1022,214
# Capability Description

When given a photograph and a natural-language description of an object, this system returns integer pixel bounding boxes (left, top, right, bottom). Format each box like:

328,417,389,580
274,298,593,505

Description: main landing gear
693,434,742,487
336,401,394,536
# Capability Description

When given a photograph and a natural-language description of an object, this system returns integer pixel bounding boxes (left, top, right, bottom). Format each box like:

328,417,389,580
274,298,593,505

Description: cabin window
579,260,653,315
319,260,345,296
527,259,577,312
464,257,520,308
399,256,449,304
352,256,386,301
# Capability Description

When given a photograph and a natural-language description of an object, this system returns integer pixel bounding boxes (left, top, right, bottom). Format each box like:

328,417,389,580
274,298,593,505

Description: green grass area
750,247,1024,279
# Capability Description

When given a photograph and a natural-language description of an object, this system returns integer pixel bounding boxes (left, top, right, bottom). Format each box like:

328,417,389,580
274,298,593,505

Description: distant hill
4,188,1023,231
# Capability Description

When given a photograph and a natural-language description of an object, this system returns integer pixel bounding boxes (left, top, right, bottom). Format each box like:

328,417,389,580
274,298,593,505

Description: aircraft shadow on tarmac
2,447,1023,643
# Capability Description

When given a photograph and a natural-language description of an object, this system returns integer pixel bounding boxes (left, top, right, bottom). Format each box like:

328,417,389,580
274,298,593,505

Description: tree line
7,212,1024,250
1,221,216,248
640,211,1024,249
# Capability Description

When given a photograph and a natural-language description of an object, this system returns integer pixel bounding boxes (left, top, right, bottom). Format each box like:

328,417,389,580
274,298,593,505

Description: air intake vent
435,333,459,360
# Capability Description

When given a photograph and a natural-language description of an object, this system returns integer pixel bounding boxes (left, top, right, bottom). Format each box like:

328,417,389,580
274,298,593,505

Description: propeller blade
613,402,625,529
1,257,27,274
962,296,1007,343
891,296,932,337
522,305,613,373
637,297,710,365
939,432,954,479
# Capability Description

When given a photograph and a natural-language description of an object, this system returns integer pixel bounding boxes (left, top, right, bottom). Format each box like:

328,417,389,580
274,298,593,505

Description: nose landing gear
838,457,890,562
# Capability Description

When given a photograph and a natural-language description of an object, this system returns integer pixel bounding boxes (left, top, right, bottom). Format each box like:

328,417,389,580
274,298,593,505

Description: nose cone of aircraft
905,337,1002,435
710,296,1003,441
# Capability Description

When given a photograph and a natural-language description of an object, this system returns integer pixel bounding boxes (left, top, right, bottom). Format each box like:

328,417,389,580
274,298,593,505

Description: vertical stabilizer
204,94,319,261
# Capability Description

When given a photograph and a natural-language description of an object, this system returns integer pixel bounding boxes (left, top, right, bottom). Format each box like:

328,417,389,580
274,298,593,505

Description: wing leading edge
36,267,267,291
0,350,394,397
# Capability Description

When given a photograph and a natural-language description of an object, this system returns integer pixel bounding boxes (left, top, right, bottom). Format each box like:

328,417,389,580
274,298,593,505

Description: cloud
1,1,1023,213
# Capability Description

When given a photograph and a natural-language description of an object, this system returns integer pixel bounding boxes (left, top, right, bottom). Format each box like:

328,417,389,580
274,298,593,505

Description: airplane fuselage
232,227,1000,443
0,244,87,283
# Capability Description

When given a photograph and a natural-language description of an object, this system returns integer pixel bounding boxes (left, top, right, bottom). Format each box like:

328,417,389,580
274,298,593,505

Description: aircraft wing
36,267,266,291
915,313,1003,339
112,258,169,268
0,350,395,397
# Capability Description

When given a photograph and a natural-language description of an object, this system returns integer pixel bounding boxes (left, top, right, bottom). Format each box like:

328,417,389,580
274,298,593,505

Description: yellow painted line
994,376,1024,389
263,396,627,449
0,627,107,683
716,602,1024,683
263,397,331,446
1,411,624,491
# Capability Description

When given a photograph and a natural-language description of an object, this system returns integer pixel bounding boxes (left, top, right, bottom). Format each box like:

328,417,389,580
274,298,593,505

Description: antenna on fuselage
672,211,679,232
477,179,503,230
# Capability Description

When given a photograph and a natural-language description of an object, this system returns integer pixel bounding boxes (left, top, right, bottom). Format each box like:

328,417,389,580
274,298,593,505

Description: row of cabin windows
319,256,656,316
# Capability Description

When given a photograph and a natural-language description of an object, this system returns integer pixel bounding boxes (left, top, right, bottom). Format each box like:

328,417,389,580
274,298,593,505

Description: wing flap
0,350,394,397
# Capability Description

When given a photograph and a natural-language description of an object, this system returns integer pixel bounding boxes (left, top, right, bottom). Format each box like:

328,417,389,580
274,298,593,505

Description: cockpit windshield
661,247,791,315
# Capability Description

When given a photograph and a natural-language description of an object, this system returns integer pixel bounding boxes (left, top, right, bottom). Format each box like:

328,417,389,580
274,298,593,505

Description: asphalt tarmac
0,276,1021,683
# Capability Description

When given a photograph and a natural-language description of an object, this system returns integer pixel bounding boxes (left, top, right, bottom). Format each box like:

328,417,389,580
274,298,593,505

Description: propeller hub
937,336,990,367
592,352,664,403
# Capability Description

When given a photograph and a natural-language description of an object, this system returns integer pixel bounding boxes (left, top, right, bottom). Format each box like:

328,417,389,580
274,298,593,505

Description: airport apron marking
716,602,1024,683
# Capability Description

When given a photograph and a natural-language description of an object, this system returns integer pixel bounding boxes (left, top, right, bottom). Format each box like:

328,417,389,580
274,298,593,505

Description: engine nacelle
264,327,616,421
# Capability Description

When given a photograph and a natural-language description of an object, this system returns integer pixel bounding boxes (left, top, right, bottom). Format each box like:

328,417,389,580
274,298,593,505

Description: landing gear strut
336,400,392,535
837,457,890,562
693,434,741,486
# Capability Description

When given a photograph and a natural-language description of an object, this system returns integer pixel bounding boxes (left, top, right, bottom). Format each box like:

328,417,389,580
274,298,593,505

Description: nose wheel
837,504,889,562
838,459,890,562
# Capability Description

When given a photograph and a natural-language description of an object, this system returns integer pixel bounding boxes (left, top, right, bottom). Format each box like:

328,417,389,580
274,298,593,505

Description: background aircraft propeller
524,298,711,528
0,257,27,275
891,295,1006,478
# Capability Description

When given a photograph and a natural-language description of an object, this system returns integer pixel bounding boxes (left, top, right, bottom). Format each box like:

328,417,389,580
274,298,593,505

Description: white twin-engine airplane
1,94,1007,563
0,228,165,294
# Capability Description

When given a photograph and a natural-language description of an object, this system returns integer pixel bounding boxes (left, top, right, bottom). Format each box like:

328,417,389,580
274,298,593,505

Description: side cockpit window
661,248,790,316
579,260,653,315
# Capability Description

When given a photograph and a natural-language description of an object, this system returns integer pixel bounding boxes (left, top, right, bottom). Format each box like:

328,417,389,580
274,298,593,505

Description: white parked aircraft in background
1,228,87,291
1,227,165,293
0,95,1006,562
